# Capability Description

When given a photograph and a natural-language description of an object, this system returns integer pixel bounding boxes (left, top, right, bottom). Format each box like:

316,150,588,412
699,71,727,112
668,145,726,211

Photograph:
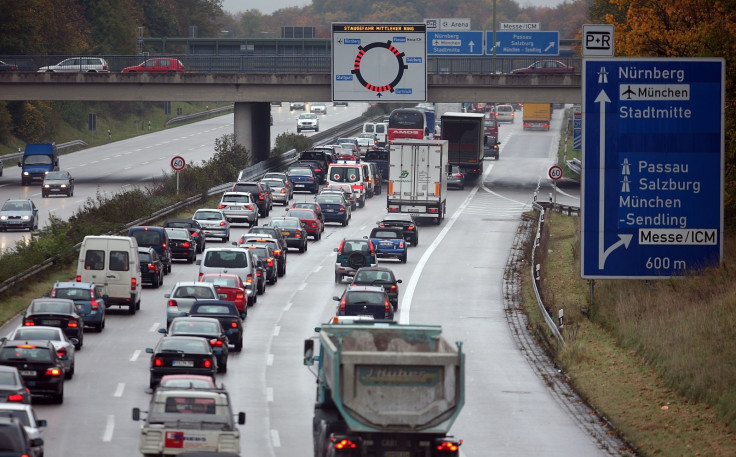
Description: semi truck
439,113,485,178
387,139,448,225
304,319,464,457
18,143,59,185
522,103,551,131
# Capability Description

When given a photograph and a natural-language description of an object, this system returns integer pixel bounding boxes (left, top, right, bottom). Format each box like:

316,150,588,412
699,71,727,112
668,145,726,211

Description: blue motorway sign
427,31,483,55
485,31,559,55
581,58,725,279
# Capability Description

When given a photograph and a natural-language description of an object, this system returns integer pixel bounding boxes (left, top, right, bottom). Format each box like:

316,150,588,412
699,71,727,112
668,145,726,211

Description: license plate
43,319,61,326
295,184,305,187
324,209,334,212
407,208,420,212
282,231,290,236
229,206,243,210
50,188,61,192
20,370,36,377
359,314,375,319
172,360,194,367
380,241,392,246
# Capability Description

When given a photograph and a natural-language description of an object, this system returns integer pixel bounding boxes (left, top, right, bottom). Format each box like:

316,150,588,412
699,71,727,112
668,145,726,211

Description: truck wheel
128,303,136,315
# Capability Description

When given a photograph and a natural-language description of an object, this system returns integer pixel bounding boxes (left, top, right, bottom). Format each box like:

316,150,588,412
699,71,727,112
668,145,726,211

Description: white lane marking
271,429,281,447
102,415,114,442
267,354,274,366
113,383,125,397
314,265,322,273
298,283,307,291
273,326,281,336
266,387,274,402
285,301,293,311
149,323,159,332
399,187,479,325
130,350,141,362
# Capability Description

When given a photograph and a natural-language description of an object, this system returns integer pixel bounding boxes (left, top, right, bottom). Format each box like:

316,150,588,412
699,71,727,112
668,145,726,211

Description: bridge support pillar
234,102,270,165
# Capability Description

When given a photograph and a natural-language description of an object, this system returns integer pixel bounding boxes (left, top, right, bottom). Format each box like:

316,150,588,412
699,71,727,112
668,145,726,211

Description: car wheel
65,363,74,380
97,319,104,332
342,218,348,226
42,193,47,198
247,295,255,307
149,377,157,389
219,360,228,373
299,243,306,253
128,303,136,315
53,384,64,404
235,338,243,352
401,254,407,264
335,272,341,283
136,299,141,310
75,334,83,350
159,272,164,287
152,273,160,289
187,253,195,264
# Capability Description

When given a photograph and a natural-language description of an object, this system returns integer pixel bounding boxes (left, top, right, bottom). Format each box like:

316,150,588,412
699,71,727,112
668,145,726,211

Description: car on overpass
511,60,574,74
122,58,185,73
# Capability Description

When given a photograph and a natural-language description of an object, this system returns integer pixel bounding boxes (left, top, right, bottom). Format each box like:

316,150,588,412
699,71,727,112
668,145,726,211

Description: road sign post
549,165,562,205
581,58,725,279
171,156,185,195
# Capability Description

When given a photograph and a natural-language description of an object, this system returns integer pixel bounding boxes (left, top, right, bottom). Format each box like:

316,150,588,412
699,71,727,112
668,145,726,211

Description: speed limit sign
548,165,563,181
171,156,186,171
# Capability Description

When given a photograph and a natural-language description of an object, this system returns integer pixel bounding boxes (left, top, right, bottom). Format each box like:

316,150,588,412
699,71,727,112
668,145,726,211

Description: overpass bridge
0,70,582,163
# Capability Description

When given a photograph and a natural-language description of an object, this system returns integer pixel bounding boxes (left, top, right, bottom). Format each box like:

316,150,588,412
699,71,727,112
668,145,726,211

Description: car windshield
194,211,223,221
203,251,248,268
45,172,67,180
31,300,72,314
0,410,30,426
355,270,393,283
12,328,62,341
2,201,31,211
202,276,239,288
288,210,315,219
172,320,219,335
173,286,216,299
0,346,52,362
165,228,189,239
271,219,299,228
316,196,342,205
262,179,283,188
159,338,207,353
289,168,312,176
346,291,384,305
222,194,250,203
23,155,53,165
53,288,91,300
330,167,361,183
139,252,152,262
300,114,317,119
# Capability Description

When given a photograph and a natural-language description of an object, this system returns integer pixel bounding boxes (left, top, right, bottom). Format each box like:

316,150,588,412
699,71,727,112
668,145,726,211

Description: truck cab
18,143,59,185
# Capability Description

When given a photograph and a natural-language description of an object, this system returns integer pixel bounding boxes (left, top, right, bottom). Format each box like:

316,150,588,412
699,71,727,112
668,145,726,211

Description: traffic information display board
332,23,426,102
581,58,725,278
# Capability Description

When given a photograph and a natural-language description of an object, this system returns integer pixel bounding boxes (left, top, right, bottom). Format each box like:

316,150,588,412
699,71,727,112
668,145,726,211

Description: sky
222,0,568,16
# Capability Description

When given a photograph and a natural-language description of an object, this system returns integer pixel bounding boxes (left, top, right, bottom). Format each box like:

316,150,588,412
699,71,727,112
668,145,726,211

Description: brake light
453,173,462,178
67,321,78,328
339,206,345,211
45,367,63,377
258,193,265,200
280,188,286,194
339,296,347,312
209,338,223,347
379,224,386,228
154,357,164,367
198,273,204,281
162,242,166,249
182,241,191,248
246,273,253,284
436,440,462,452
76,275,81,282
50,288,57,298
390,285,397,292
267,258,274,267
368,240,375,254
230,320,239,328
90,299,99,310
236,291,244,300
23,319,34,326
148,264,156,271
191,232,199,237
257,271,262,278
7,394,25,402
218,204,226,209
408,225,415,231
57,348,67,358
131,277,137,291
168,299,178,307
385,299,391,313
203,359,213,368
338,239,345,252
273,249,282,256
399,241,404,248
296,232,302,238
332,438,357,450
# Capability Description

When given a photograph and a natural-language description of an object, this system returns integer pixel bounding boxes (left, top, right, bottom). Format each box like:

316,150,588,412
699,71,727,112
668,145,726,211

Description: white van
76,235,142,314
327,161,370,207
362,122,388,147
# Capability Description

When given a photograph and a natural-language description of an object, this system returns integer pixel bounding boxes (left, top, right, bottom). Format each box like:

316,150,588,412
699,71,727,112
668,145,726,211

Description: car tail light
182,241,191,248
338,239,345,252
219,221,227,226
154,357,164,367
390,285,397,292
267,258,274,267
203,359,213,368
50,288,57,298
368,240,375,254
332,437,358,450
230,320,239,328
435,439,462,454
247,205,253,210
246,273,253,285
191,232,199,237
236,291,245,300
296,232,302,238
308,177,314,182
23,319,34,326
273,249,282,256
148,264,156,271
218,204,226,209
408,225,415,230
339,206,346,211
168,299,178,307
339,296,347,312
280,188,286,194
453,173,462,178
57,347,67,359
7,393,25,402
257,271,262,278
384,298,391,313
198,272,204,281
67,321,78,328
399,241,405,248
76,275,82,282
91,299,99,311
162,242,166,249
209,338,223,347
379,224,386,228
258,193,265,200
131,277,137,291
45,367,63,377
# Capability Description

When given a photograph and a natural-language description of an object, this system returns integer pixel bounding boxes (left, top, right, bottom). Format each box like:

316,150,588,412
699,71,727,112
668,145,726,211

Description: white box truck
387,139,448,225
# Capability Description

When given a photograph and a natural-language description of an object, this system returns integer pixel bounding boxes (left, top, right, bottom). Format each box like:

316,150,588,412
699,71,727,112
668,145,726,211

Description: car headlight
43,184,50,188
60,184,67,188
21,215,30,220
0,216,7,221
22,172,29,176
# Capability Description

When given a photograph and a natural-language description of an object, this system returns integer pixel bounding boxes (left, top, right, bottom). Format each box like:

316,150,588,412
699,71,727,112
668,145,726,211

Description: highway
0,105,623,457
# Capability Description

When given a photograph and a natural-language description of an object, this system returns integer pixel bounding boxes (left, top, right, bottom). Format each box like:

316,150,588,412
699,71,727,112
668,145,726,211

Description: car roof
345,285,386,293
54,281,94,288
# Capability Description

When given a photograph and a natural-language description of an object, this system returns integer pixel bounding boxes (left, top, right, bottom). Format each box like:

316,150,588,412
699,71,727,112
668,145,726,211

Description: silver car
6,326,77,379
192,208,230,242
261,178,289,205
0,403,46,457
163,282,220,326
218,192,258,226
37,57,109,73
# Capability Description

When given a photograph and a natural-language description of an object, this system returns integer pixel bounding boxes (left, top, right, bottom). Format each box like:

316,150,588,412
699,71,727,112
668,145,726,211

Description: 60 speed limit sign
171,156,186,171
548,165,563,180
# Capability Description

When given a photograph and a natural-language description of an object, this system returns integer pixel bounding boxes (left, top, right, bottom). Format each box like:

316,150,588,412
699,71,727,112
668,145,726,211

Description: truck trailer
439,113,485,178
304,319,464,457
387,139,448,225
522,103,551,131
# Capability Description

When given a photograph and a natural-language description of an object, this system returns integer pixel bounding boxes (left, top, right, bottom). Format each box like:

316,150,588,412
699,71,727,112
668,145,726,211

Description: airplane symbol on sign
622,85,635,99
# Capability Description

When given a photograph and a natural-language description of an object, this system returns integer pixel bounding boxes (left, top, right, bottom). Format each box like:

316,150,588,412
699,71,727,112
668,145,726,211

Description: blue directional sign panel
581,58,725,279
427,31,483,55
485,31,559,55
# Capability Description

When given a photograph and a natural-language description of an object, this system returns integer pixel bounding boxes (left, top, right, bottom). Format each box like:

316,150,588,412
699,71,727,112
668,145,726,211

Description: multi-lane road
0,104,624,457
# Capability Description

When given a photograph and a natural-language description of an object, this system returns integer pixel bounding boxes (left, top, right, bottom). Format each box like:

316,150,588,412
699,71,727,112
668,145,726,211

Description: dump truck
522,103,551,131
439,113,485,178
387,139,448,225
304,319,465,457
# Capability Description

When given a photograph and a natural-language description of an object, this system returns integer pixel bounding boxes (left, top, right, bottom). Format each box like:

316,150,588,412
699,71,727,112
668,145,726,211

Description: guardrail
165,105,234,126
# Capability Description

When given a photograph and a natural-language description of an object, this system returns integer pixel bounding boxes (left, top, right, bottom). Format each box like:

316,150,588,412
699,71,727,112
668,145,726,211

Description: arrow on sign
602,234,634,266
469,40,475,52
544,41,555,52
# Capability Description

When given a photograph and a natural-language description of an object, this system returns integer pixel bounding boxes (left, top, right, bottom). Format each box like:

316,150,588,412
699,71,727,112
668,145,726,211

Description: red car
285,208,324,240
122,58,185,73
289,202,324,224
511,60,574,74
198,273,248,317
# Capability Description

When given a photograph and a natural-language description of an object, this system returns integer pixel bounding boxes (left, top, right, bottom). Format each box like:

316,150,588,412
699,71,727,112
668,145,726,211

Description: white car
163,281,220,326
192,208,231,242
37,57,109,73
6,326,76,379
495,104,515,123
218,192,258,226
297,113,319,133
311,102,327,114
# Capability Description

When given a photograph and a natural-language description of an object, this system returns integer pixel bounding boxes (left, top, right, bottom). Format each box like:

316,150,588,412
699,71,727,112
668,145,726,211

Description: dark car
164,219,207,253
315,193,350,226
268,217,309,253
0,199,39,232
0,60,19,71
163,317,229,373
287,166,319,194
146,336,217,389
6,326,77,380
243,245,278,285
0,340,65,403
50,281,106,332
350,266,402,311
334,238,377,283
334,285,394,320
0,366,31,404
378,213,419,246
165,227,197,263
511,60,574,74
41,171,74,198
22,298,84,350
447,165,465,190
0,416,44,457
188,301,244,353
246,226,289,255
285,208,323,240
295,159,326,184
368,227,408,263
139,247,165,288
250,253,268,295
128,226,172,274
231,181,273,217
238,234,287,277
